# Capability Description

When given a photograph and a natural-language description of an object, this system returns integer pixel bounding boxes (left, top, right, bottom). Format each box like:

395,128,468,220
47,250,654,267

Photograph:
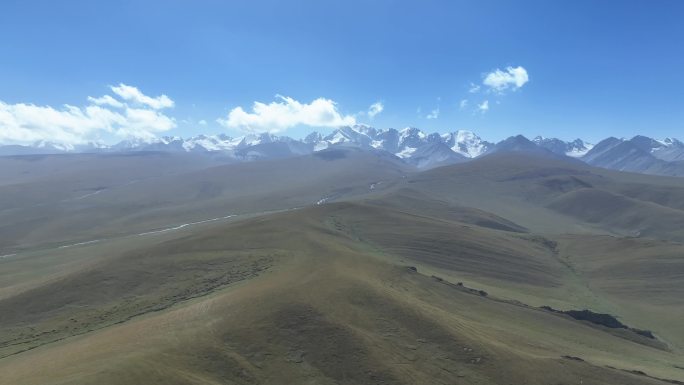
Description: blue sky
1,0,683,144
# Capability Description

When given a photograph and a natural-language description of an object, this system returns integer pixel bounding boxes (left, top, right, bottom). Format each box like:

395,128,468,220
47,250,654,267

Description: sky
1,0,683,145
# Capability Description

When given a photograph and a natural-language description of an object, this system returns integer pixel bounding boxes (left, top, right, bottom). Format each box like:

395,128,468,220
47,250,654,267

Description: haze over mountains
4,124,684,177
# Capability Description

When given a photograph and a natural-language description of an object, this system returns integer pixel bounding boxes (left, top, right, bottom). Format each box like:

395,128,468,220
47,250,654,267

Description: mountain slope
0,148,408,252
1,202,681,384
533,136,593,157
583,136,684,177
391,152,684,241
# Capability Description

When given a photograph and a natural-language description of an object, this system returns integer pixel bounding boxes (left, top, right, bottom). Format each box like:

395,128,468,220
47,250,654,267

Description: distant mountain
490,135,545,154
441,130,493,158
630,135,684,162
582,136,684,177
402,141,468,169
533,136,593,157
0,144,59,156
2,127,683,175
484,135,585,164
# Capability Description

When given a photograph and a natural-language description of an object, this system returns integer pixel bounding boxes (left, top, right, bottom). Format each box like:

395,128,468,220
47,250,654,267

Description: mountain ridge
3,125,684,176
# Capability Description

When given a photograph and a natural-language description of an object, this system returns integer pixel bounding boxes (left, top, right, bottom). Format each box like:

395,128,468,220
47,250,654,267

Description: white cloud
469,83,481,93
483,66,529,93
87,95,124,108
198,119,208,126
426,108,440,119
111,83,175,109
477,100,489,113
368,101,384,119
0,84,176,145
116,107,175,139
459,99,469,109
218,95,356,133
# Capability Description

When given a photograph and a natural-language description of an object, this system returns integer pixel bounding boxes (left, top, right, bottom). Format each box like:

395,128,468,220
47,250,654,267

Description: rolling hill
0,148,408,252
1,150,683,384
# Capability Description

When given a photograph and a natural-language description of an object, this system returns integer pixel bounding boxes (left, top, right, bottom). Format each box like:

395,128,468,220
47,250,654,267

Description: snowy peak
0,126,590,169
585,135,684,163
630,135,663,152
658,137,683,147
442,130,492,158
373,128,400,153
181,134,239,152
403,141,468,169
533,136,594,157
566,138,594,157
323,125,374,148
282,125,492,167
5,128,682,175
33,140,76,152
491,135,541,154
398,127,427,147
350,124,378,138
629,135,684,162
238,132,280,148
304,131,322,144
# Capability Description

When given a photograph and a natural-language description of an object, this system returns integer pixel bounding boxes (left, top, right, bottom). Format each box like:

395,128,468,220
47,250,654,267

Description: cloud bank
219,95,356,133
0,84,176,145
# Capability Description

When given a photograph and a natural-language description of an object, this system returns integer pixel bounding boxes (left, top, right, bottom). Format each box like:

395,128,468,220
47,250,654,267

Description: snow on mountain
403,141,468,168
1,123,591,167
634,136,684,162
398,127,427,148
441,130,493,158
235,133,280,148
373,128,400,153
169,132,295,153
565,139,594,157
490,135,547,155
317,125,485,168
586,135,684,163
0,126,600,166
322,125,378,149
580,136,684,176
14,126,684,176
304,132,328,151
317,125,480,166
395,146,417,159
533,136,594,158
304,132,322,144
351,124,378,138
33,140,76,152
657,137,683,147
181,135,230,152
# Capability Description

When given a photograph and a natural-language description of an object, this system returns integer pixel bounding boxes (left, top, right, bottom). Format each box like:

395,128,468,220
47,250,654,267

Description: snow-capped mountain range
3,124,684,175
581,135,684,176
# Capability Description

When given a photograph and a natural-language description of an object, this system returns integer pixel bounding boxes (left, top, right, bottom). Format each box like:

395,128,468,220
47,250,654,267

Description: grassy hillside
394,153,684,241
1,202,683,384
2,152,684,384
0,148,408,252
